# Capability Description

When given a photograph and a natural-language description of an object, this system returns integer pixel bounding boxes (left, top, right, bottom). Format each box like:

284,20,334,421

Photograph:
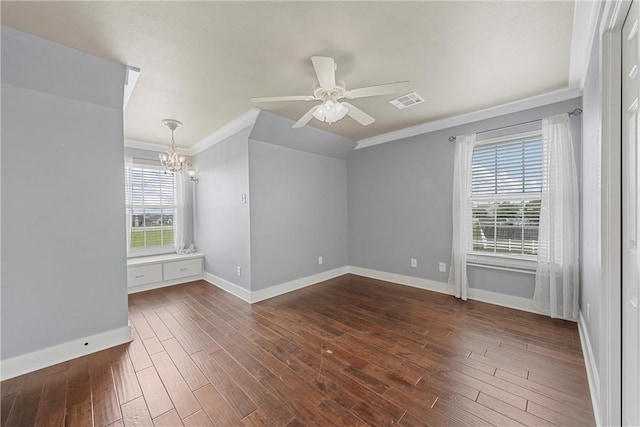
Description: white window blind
125,165,176,251
470,131,542,257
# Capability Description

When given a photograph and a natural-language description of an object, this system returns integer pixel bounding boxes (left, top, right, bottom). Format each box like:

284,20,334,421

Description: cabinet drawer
163,258,202,281
128,264,163,287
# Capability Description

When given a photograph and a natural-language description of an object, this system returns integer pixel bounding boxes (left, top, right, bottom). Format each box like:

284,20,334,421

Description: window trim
126,163,177,258
467,129,542,267
467,252,536,272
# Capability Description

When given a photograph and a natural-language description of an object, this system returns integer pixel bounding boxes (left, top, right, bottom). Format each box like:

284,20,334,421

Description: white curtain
174,170,188,254
448,133,476,300
124,156,133,256
533,114,579,320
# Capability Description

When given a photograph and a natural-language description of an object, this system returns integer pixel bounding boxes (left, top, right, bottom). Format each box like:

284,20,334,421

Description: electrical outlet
439,262,447,273
411,258,417,268
237,266,242,277
587,303,590,322
318,256,323,265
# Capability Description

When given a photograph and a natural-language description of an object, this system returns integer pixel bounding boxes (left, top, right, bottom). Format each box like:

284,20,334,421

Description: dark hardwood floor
1,274,595,426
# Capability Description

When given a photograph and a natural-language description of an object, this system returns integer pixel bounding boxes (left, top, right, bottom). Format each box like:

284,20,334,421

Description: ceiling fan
251,56,411,129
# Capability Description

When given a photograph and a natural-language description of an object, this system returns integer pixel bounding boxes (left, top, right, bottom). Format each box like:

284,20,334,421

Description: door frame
600,1,631,425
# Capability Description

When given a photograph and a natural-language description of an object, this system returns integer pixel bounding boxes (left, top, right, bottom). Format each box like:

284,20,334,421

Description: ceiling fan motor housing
313,81,347,100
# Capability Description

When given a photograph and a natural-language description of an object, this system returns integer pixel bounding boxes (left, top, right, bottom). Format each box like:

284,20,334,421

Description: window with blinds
470,131,542,257
125,165,176,251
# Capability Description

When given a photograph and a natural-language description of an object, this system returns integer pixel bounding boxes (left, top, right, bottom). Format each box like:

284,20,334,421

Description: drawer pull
180,268,188,271
135,274,144,278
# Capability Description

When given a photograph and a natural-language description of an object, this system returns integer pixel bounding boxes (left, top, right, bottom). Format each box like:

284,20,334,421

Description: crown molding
124,108,260,156
354,87,581,150
189,107,261,155
569,0,602,90
124,138,172,154
123,66,140,109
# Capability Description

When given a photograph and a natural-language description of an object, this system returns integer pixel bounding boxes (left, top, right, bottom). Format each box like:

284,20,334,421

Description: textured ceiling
1,1,575,148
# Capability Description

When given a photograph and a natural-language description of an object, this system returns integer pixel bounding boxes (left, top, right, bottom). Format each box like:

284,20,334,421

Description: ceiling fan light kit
312,97,348,125
251,56,411,129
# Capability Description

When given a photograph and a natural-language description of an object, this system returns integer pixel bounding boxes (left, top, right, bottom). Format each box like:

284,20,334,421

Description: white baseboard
204,267,349,304
128,274,203,294
347,265,547,316
204,265,546,320
203,271,252,303
0,325,132,381
578,311,601,426
251,266,349,303
347,266,450,294
467,288,546,316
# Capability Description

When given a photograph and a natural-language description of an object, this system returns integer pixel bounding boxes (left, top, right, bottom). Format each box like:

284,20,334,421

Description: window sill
127,252,203,267
128,246,175,259
467,253,536,274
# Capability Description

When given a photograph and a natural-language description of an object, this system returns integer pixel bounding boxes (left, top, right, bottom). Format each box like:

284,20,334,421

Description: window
125,164,176,255
470,131,542,259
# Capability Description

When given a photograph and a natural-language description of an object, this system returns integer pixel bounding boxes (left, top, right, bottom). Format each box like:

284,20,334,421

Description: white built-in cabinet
127,253,204,293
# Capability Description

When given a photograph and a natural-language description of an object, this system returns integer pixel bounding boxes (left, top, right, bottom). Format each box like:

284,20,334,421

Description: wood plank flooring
1,274,595,426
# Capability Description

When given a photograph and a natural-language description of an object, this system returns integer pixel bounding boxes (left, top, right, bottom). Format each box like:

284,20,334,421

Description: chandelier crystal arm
159,119,185,172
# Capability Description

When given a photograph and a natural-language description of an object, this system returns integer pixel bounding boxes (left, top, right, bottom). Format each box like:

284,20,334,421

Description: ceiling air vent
388,92,424,110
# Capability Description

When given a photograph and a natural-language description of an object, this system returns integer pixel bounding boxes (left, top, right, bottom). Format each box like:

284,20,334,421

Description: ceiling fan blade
341,102,375,126
311,56,336,90
251,95,315,103
292,105,321,129
345,81,412,99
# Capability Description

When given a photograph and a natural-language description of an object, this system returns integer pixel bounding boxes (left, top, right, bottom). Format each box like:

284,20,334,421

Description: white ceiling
1,1,575,149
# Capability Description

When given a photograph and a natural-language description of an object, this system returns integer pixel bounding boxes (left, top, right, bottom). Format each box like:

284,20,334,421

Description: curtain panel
174,170,189,254
124,156,133,256
533,113,580,320
448,133,476,300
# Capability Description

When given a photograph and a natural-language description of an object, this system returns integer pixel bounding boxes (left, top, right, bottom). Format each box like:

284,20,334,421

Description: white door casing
622,1,640,425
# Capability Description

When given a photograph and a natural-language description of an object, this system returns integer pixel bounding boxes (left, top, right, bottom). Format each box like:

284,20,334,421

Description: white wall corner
578,311,602,426
569,0,602,90
203,271,252,303
354,88,581,150
251,266,349,303
189,108,261,156
0,325,132,381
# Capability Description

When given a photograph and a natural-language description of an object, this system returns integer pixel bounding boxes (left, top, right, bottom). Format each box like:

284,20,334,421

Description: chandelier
159,119,186,173
312,96,348,125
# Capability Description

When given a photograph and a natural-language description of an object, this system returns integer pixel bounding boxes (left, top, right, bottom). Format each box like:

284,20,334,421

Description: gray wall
1,26,129,359
124,147,195,249
348,98,582,298
251,110,356,159
193,128,252,290
580,17,602,367
468,267,535,299
193,110,351,293
248,140,348,290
